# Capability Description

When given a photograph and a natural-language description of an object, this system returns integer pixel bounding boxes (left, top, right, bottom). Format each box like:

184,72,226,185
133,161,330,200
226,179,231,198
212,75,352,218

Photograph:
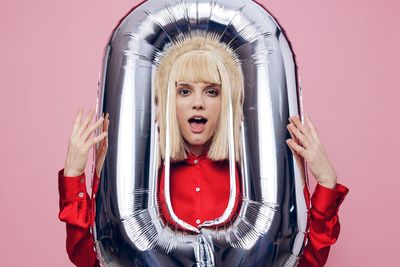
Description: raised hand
63,108,108,177
286,113,337,189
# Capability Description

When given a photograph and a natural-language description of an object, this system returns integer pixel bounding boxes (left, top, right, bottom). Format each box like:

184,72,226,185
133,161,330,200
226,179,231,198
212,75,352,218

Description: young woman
59,40,348,267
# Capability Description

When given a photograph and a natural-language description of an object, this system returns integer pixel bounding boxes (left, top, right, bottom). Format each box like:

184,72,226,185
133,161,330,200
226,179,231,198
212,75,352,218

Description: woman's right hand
63,108,108,177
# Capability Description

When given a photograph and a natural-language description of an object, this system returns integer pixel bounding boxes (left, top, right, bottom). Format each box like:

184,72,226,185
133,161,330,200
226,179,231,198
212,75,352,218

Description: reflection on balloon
93,0,308,266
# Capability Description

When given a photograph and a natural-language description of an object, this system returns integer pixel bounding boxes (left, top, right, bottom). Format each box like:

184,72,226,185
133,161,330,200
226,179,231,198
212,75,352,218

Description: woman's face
175,81,222,154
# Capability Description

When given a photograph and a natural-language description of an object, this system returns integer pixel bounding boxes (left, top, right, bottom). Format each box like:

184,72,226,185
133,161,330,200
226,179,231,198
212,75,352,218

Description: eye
206,88,219,97
177,88,191,96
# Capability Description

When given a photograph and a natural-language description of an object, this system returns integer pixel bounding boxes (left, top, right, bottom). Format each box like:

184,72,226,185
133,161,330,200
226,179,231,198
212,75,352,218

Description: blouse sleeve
298,183,349,267
58,169,100,267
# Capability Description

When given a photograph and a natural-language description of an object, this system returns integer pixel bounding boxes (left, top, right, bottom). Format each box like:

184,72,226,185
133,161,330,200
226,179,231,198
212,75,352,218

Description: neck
187,145,205,156
186,140,211,157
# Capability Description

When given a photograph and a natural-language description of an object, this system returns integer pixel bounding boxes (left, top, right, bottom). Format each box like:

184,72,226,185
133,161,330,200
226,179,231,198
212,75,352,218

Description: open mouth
188,117,208,133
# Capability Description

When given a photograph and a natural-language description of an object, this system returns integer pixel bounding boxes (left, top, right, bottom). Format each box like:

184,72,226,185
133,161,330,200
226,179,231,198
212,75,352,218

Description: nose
191,90,205,110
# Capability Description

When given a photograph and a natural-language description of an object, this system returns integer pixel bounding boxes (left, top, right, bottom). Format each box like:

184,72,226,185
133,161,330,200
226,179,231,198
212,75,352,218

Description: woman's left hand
286,113,337,189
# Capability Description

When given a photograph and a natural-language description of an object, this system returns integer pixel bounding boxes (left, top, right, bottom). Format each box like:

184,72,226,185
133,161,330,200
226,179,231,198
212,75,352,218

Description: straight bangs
173,50,222,85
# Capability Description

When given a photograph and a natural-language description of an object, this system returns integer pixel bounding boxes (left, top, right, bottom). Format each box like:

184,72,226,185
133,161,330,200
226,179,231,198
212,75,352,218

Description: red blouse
58,153,348,267
158,152,242,230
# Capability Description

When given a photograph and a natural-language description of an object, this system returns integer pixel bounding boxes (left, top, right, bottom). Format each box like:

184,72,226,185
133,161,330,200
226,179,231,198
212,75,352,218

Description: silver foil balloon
92,0,308,266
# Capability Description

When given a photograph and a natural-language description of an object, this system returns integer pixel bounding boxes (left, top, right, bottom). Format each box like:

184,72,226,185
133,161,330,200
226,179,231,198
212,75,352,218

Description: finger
288,130,305,157
289,115,309,136
77,109,95,136
100,112,105,131
83,132,108,151
287,142,304,169
100,134,109,152
99,121,109,149
82,117,104,142
98,114,109,146
99,113,109,138
98,113,106,143
304,113,321,144
286,139,306,158
96,136,108,157
287,124,300,149
104,113,110,133
289,115,313,147
287,123,310,148
286,139,298,157
71,108,83,135
287,121,297,141
287,124,298,145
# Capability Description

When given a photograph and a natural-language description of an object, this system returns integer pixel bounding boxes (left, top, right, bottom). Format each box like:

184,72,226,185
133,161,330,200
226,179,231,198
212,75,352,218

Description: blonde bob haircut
155,35,244,162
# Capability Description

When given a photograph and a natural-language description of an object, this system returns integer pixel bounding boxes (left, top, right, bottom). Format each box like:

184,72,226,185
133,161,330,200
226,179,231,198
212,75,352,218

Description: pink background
1,0,399,266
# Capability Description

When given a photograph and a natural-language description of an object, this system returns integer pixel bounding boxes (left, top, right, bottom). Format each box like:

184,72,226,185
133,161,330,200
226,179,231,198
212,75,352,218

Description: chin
187,138,207,146
183,133,210,145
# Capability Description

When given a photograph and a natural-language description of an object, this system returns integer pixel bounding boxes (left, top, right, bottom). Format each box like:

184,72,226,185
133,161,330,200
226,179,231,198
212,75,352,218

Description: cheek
211,99,222,115
175,102,184,124
208,100,222,128
177,115,185,128
175,98,188,114
175,106,188,131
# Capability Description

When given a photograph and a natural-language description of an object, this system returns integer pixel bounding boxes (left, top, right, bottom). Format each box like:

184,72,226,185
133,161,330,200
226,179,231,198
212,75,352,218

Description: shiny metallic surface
93,0,308,266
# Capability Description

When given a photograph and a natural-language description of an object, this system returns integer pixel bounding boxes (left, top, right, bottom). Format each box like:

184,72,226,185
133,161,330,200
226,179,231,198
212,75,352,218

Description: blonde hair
155,36,244,162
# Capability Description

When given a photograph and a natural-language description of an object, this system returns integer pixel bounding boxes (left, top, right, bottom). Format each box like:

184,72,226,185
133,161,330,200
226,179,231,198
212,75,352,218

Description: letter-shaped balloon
93,0,308,266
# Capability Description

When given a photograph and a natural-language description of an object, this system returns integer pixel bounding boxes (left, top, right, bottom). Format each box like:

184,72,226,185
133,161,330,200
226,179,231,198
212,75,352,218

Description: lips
188,116,208,133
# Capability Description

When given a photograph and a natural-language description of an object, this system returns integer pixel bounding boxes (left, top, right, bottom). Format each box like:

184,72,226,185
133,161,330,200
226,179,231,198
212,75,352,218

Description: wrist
318,181,337,190
63,168,84,177
315,171,337,189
